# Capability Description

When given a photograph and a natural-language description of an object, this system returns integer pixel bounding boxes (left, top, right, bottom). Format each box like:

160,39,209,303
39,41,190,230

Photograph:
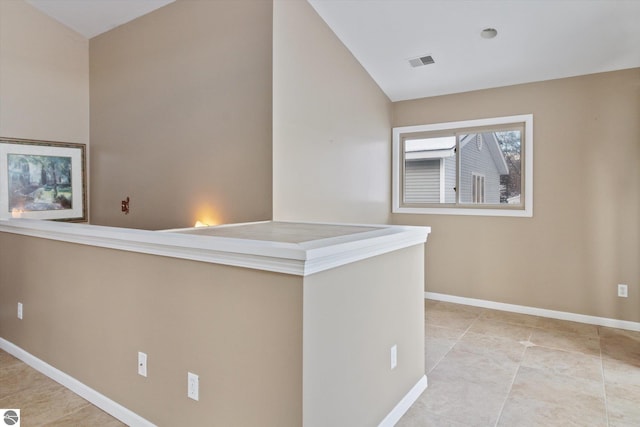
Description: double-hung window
392,114,533,217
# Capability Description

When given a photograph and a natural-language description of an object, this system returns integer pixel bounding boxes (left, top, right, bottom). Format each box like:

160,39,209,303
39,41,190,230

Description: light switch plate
390,345,398,370
188,372,199,401
618,284,628,298
138,352,147,377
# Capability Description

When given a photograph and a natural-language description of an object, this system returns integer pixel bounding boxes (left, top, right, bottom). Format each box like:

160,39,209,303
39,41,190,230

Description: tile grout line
492,327,534,427
597,327,611,427
424,326,455,375
493,362,524,427
42,401,96,426
461,309,485,337
425,309,483,374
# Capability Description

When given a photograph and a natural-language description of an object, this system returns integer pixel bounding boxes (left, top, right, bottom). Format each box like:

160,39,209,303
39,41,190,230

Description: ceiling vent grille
409,55,435,68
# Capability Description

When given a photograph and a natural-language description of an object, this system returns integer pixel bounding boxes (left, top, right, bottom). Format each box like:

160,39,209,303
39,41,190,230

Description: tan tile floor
0,350,125,426
399,300,640,427
1,299,638,426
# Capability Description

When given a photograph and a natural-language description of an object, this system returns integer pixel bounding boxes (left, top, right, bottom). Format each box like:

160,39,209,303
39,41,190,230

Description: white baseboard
425,292,640,332
378,374,427,427
0,338,155,427
1,337,428,427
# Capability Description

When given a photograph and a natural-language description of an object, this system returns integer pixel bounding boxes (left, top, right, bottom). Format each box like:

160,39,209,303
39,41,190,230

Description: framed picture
0,137,87,222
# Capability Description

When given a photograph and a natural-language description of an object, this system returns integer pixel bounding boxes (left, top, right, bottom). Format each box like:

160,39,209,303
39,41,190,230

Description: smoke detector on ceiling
408,55,435,68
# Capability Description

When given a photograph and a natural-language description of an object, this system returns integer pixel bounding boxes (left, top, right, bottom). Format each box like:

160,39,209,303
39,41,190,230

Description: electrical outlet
390,345,398,370
17,302,23,320
188,372,199,401
618,284,628,298
138,352,147,377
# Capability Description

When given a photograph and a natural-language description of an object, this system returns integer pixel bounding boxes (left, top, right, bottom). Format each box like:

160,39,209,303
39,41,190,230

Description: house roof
406,132,510,175
405,136,455,160
461,133,509,175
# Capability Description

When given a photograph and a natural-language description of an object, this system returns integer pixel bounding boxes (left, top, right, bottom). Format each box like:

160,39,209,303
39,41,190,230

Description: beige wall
0,0,89,144
392,68,640,322
304,244,425,426
273,0,392,224
89,0,273,230
271,1,639,323
0,233,303,426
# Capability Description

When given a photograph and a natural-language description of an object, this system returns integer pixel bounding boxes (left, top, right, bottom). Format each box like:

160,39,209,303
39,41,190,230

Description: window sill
392,205,532,217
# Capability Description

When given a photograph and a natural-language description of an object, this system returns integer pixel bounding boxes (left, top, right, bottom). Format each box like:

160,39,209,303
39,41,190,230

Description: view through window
393,115,533,217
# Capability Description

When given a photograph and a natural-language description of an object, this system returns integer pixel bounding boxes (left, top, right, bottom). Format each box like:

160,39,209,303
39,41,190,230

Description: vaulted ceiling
26,0,640,101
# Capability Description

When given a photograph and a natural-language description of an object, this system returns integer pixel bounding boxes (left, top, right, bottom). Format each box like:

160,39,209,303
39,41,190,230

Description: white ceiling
308,0,640,101
26,0,175,39
25,0,640,101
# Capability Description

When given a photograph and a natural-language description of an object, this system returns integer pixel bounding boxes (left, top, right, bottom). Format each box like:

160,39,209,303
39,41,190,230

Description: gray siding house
405,132,508,204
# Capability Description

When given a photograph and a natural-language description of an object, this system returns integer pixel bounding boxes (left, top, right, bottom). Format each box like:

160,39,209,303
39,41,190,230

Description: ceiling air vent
408,55,435,68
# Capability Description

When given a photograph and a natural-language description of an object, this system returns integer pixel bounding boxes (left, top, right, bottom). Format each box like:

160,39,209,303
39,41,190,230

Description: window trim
392,114,533,217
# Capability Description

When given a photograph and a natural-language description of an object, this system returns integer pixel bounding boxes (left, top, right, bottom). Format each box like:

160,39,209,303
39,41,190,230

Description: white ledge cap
0,219,430,276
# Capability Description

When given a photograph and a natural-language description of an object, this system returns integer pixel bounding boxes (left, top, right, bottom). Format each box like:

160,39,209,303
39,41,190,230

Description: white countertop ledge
0,219,431,276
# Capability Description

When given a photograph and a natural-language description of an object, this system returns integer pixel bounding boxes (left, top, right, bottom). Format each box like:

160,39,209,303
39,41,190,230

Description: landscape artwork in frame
0,138,87,221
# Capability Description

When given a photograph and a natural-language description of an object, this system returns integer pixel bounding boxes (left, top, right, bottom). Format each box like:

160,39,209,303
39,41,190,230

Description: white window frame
392,114,533,217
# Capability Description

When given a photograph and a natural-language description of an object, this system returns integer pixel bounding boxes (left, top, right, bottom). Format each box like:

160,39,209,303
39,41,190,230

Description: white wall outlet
188,372,199,401
17,302,23,320
618,284,628,298
138,352,147,377
390,345,398,370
